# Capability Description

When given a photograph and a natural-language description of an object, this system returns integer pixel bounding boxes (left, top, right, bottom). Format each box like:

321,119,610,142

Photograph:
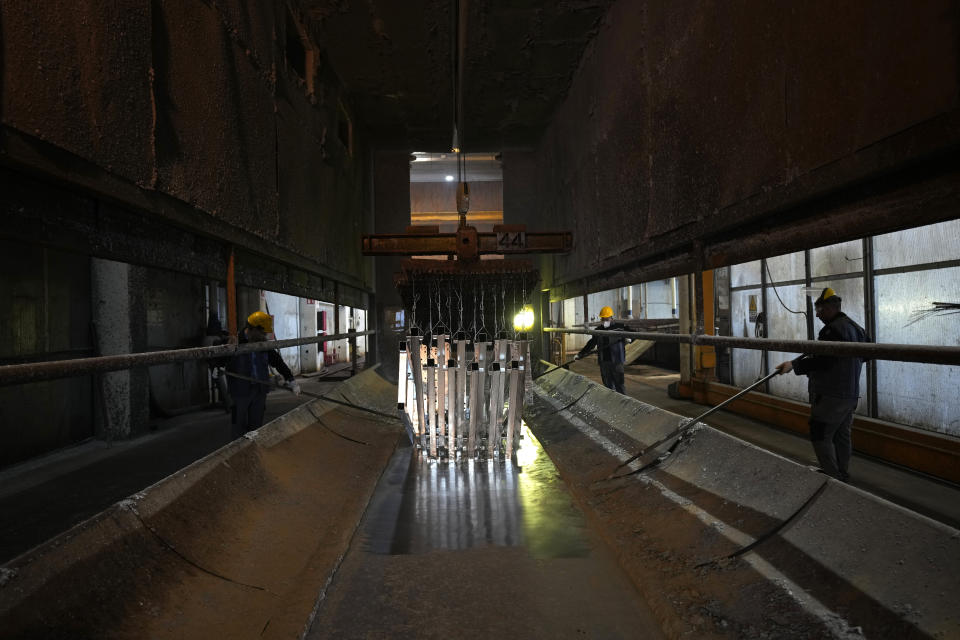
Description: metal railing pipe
0,330,376,387
543,327,960,366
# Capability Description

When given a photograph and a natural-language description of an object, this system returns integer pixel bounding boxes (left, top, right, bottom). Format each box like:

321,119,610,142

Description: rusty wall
0,0,369,290
515,0,960,295
373,151,411,380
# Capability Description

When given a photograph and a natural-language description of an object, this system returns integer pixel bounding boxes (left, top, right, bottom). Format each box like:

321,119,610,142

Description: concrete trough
525,364,960,639
0,367,403,640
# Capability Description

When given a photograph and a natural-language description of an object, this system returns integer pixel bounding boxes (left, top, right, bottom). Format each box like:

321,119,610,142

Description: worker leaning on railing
573,306,632,394
224,311,301,438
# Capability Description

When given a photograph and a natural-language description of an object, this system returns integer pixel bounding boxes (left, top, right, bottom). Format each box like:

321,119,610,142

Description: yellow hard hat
599,306,614,319
814,288,839,305
246,310,274,333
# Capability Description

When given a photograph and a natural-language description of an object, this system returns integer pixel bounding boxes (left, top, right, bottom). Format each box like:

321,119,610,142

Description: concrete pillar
91,259,149,440
373,151,411,383
299,297,318,373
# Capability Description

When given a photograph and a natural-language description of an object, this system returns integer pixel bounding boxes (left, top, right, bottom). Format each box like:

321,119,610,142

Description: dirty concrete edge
525,365,960,639
0,367,396,623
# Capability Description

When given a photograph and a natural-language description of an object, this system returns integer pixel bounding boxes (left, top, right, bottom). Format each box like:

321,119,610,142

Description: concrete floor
568,358,960,530
307,430,664,639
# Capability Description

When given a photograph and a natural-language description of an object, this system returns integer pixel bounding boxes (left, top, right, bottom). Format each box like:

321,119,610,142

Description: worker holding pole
574,306,631,394
776,288,869,482
225,311,300,438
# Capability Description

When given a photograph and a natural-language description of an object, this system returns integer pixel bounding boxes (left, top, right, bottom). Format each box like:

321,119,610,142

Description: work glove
286,380,302,395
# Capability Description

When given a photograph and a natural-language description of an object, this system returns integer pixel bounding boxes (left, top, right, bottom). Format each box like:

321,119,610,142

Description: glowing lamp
512,305,535,332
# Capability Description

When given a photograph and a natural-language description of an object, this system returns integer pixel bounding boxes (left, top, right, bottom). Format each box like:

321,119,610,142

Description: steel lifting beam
543,327,960,366
361,231,572,256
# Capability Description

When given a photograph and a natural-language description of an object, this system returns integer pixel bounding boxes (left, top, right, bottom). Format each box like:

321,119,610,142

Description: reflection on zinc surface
360,423,590,558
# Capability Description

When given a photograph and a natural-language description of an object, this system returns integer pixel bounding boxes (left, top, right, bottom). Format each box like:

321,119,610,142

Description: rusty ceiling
300,0,616,151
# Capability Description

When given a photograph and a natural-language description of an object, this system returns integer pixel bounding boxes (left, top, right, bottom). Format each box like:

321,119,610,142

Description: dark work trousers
600,361,626,394
231,392,267,439
808,394,858,481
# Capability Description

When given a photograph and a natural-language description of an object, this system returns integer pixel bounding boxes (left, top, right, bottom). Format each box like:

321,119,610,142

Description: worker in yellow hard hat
225,310,301,438
573,306,631,394
776,287,869,482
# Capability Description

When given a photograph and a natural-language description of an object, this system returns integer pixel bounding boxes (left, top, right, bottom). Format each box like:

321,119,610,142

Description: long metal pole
610,369,781,474
543,327,960,366
0,330,376,386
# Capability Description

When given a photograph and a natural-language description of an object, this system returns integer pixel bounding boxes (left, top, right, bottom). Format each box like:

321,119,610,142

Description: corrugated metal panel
874,219,960,270
876,267,960,435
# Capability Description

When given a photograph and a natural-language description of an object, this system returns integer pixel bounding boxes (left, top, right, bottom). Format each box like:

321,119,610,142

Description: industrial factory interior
2,1,959,638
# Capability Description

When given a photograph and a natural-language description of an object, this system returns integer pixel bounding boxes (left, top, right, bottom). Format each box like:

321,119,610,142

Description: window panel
875,267,960,434
765,251,805,283
810,240,863,277
730,288,762,387
873,219,960,270
731,260,761,288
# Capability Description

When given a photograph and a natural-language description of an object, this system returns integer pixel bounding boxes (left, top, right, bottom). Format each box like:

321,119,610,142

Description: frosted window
643,279,676,319
764,283,810,337
730,288,762,387
766,251,805,283
876,267,960,344
873,219,960,270
730,288,761,339
875,267,960,434
810,240,863,277
876,361,960,436
732,347,764,388
760,283,811,402
731,260,761,287
767,350,810,402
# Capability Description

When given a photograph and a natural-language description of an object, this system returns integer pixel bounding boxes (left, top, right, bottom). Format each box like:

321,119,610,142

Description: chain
500,280,506,338
456,277,464,337
428,279,434,336
478,283,487,338
411,270,420,332
512,278,517,339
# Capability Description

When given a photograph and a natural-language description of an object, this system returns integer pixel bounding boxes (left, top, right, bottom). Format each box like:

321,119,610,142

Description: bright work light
512,305,535,332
